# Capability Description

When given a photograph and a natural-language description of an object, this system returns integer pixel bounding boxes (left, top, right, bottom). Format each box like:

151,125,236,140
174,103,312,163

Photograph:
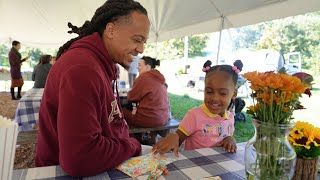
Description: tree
234,23,266,49
143,34,209,60
0,43,58,69
0,44,10,66
257,13,320,70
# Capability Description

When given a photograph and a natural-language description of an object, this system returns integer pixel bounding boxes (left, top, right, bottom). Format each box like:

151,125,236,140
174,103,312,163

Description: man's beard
119,62,130,71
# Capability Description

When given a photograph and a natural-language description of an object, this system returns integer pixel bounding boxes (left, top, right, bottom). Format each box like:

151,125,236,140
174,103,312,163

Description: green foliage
24,48,43,67
293,143,320,159
234,24,266,49
188,34,209,57
177,68,184,75
169,93,202,120
0,44,10,66
0,43,57,69
233,115,255,143
233,11,320,74
144,34,209,60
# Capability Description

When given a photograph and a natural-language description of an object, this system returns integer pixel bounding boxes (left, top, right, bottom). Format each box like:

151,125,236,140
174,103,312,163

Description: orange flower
248,103,260,112
243,70,312,125
282,106,289,112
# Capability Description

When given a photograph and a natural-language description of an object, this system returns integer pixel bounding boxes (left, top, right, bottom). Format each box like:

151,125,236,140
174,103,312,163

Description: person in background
35,0,150,177
50,56,56,65
123,56,169,128
32,54,53,88
127,55,139,87
8,40,30,100
152,60,243,157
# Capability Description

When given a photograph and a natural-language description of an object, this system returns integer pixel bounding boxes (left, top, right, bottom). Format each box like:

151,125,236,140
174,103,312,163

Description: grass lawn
169,93,255,143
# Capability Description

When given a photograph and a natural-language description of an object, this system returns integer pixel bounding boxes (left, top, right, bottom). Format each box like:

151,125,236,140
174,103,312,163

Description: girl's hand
152,132,180,157
218,136,237,153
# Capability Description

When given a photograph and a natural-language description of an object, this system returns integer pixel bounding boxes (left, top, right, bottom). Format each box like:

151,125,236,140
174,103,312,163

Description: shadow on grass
169,93,255,143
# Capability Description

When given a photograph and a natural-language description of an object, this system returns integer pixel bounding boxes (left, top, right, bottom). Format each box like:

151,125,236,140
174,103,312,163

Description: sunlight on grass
169,93,202,120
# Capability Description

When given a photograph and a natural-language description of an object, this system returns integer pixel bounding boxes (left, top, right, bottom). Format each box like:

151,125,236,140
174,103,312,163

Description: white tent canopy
0,0,319,48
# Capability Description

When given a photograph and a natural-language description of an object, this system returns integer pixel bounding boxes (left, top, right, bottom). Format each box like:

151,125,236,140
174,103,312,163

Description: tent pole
184,36,188,73
154,33,159,58
216,15,225,65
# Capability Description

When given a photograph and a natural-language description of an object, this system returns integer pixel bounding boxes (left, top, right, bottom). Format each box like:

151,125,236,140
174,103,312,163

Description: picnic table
15,88,44,131
13,143,247,179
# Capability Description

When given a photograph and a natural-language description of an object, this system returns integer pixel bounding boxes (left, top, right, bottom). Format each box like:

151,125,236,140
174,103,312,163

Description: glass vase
245,119,296,180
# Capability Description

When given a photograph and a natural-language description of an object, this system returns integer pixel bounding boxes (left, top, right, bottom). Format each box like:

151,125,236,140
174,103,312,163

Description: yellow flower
248,105,255,112
248,103,260,112
313,127,320,146
288,136,296,144
290,127,304,140
306,127,320,147
294,137,311,149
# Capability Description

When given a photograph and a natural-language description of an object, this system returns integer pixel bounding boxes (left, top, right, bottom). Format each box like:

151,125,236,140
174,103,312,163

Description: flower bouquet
242,68,313,179
289,121,320,180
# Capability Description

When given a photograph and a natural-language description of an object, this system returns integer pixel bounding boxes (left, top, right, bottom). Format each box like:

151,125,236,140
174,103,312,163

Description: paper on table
116,153,177,177
198,176,222,180
0,115,18,180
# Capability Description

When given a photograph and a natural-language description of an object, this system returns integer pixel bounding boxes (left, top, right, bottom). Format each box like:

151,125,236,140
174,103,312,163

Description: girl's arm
152,129,187,157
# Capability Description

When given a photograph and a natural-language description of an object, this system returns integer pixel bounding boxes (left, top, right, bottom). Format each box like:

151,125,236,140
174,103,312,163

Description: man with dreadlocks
36,0,150,177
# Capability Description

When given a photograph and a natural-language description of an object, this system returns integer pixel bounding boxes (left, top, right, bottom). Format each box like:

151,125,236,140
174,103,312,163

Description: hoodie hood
67,32,118,81
143,69,166,84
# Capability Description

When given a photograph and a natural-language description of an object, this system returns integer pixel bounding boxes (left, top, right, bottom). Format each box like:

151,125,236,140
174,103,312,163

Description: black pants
10,87,22,100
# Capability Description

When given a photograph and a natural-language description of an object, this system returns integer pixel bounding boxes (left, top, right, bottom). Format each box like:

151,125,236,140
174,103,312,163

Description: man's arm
57,65,141,177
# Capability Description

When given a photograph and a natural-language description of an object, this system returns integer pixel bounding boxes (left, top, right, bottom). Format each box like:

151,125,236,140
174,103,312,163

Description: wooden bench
128,118,180,133
17,130,37,145
17,118,180,145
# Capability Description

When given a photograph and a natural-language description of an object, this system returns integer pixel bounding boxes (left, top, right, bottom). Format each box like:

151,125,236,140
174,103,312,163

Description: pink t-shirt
179,104,235,150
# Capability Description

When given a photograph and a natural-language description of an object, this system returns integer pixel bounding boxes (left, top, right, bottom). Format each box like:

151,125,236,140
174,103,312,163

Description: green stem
269,90,274,124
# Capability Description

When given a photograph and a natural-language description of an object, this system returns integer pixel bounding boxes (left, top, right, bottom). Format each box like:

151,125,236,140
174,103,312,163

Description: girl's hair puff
203,59,243,86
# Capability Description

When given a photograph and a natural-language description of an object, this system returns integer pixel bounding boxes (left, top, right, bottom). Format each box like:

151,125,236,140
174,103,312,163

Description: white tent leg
154,33,159,58
216,15,225,65
184,36,188,73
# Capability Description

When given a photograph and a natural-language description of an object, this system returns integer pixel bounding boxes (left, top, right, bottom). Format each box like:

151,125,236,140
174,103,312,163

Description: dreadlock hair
203,59,243,86
56,0,148,59
141,56,160,69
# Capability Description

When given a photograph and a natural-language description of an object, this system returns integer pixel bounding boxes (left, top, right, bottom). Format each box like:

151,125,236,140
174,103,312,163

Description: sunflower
289,127,304,140
306,127,320,147
313,127,320,146
294,137,310,149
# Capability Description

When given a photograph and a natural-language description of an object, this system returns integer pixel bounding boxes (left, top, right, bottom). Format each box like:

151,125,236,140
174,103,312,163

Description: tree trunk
292,157,318,180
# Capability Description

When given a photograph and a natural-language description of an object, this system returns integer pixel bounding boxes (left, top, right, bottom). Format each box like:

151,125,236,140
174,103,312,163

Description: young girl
152,60,243,156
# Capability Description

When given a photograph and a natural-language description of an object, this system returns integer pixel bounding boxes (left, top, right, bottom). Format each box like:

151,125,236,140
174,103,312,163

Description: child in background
152,60,243,156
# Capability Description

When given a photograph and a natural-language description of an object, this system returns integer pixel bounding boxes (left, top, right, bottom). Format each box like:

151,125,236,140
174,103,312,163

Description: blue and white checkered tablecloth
14,88,44,132
13,143,247,180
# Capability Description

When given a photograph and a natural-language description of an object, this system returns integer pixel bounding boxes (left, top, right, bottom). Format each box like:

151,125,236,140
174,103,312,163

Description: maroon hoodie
124,70,169,127
36,32,141,177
